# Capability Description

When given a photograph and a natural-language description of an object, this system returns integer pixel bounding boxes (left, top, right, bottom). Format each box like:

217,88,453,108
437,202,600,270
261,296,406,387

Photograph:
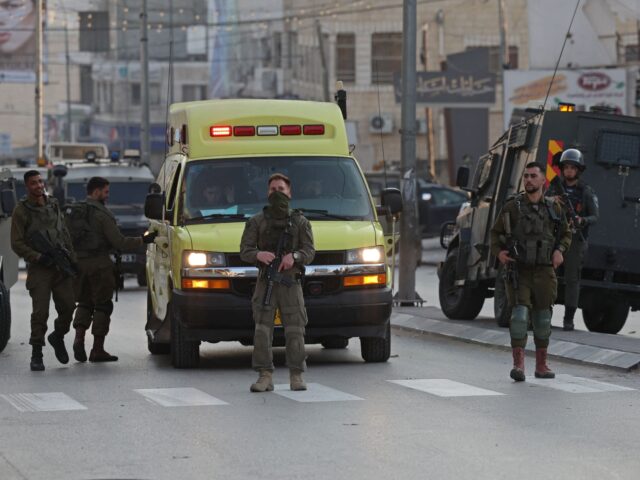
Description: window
597,132,640,167
131,83,141,106
336,33,356,83
80,66,93,104
131,83,161,105
182,84,207,102
371,33,402,84
625,45,639,63
79,11,109,52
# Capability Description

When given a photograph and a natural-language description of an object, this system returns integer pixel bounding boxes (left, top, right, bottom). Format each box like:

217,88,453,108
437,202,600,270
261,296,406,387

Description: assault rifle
550,176,585,242
262,228,293,307
501,212,519,291
30,230,77,278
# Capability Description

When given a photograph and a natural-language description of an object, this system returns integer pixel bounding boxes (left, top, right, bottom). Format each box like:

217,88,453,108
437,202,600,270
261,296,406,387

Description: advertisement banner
503,69,628,129
0,0,37,82
394,71,496,106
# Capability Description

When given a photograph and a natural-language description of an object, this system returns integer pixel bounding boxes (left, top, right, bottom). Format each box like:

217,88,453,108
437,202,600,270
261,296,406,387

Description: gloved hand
38,253,54,267
142,231,158,244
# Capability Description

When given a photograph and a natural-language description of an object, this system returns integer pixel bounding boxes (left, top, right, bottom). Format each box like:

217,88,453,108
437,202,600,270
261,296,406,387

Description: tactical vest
257,209,302,254
21,198,66,248
512,195,560,266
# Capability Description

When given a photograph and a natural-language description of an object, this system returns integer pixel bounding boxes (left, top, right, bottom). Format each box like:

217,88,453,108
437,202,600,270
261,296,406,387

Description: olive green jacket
240,210,315,274
11,195,75,264
80,198,143,257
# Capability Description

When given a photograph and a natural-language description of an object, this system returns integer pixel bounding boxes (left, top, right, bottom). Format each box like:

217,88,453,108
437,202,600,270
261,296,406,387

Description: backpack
64,202,101,252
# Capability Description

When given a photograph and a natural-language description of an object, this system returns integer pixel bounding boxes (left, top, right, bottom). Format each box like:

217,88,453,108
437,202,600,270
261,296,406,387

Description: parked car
365,172,468,237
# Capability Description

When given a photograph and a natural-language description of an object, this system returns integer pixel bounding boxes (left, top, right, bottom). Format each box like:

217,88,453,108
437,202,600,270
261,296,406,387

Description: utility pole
422,24,435,180
316,20,330,102
398,0,420,305
64,24,72,142
498,0,509,69
140,0,151,166
169,0,174,104
35,0,44,165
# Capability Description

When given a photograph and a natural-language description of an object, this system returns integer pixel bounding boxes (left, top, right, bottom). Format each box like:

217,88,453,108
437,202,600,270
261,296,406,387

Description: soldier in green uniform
545,149,599,331
71,177,157,362
11,170,77,371
240,173,315,392
491,163,571,382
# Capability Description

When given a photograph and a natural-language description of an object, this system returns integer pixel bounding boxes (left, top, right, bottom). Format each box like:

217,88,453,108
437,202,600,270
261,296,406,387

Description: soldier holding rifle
490,163,571,382
240,173,315,393
10,170,77,371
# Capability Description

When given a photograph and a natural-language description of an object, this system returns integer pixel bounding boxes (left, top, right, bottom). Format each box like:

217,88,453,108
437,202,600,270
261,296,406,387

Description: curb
391,312,640,372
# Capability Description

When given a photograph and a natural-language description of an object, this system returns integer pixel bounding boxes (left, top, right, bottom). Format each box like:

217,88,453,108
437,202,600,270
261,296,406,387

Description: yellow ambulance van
144,94,402,368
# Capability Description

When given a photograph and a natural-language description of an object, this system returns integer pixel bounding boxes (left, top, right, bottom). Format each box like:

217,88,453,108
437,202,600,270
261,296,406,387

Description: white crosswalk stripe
389,379,505,397
274,383,363,402
0,392,88,412
525,374,636,393
134,388,228,407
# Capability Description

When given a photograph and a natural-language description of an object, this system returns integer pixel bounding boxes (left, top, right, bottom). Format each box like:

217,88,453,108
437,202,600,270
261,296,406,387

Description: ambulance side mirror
380,187,402,215
144,192,164,220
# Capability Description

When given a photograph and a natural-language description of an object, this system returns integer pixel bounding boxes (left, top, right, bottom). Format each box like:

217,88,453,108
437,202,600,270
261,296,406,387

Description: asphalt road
1,274,639,480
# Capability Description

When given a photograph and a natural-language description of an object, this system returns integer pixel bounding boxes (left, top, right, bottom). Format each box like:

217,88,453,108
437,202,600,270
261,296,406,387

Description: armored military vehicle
0,168,19,353
50,150,154,286
438,108,640,334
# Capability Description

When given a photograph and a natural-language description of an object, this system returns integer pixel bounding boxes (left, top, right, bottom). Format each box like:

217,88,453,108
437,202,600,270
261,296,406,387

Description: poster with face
0,0,37,82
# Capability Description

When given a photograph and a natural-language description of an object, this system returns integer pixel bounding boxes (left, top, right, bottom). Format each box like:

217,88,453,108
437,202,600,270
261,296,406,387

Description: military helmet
559,148,585,171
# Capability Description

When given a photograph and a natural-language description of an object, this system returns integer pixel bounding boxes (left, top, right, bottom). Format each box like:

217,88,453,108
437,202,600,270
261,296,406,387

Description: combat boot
290,369,307,391
563,307,576,331
30,345,44,372
510,347,526,382
534,348,555,379
47,331,69,364
250,370,274,392
73,327,87,362
89,336,118,362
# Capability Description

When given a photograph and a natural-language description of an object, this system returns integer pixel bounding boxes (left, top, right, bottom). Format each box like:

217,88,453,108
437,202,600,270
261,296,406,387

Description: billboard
503,69,628,129
0,0,37,82
394,71,496,106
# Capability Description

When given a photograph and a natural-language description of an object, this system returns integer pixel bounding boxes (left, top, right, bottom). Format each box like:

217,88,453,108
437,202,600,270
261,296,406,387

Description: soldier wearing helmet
546,148,599,331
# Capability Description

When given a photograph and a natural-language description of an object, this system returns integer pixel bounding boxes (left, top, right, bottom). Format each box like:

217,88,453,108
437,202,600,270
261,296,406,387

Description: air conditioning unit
369,114,394,134
416,118,428,134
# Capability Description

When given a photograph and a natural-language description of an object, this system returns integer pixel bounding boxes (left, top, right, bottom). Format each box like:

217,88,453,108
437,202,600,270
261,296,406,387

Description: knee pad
531,309,552,340
510,304,529,340
94,300,114,316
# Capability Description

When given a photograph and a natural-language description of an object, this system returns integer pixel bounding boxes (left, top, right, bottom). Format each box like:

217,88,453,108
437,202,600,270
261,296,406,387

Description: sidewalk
391,306,640,372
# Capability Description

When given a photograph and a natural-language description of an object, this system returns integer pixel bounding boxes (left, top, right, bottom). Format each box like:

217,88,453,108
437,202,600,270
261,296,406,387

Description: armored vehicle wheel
171,303,200,368
137,271,148,287
494,268,512,328
582,300,630,334
439,249,485,320
0,280,11,353
322,337,349,349
360,322,390,362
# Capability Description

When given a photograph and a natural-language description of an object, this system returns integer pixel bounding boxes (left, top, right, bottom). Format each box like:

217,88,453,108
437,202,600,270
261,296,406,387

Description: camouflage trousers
26,264,75,346
251,278,308,372
73,256,116,337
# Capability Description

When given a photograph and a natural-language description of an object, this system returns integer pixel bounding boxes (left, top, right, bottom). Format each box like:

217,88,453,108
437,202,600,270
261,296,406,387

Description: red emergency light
303,124,325,135
280,125,302,135
233,126,256,136
210,126,232,137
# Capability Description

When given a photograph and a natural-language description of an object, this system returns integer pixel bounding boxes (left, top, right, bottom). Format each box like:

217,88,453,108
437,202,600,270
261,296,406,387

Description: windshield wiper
187,213,248,222
298,208,352,220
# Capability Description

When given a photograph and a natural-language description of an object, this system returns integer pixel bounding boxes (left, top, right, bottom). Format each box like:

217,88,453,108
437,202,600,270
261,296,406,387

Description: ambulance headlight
346,246,384,264
183,251,226,267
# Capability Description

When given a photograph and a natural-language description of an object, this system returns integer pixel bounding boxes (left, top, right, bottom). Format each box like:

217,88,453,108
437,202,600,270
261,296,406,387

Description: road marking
389,379,505,397
274,383,363,402
525,374,636,393
0,392,87,412
134,388,228,407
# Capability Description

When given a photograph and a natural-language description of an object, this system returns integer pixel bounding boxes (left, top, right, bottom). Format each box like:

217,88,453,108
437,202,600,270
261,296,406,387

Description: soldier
546,149,599,331
491,162,571,382
240,173,315,392
11,170,77,371
71,176,157,362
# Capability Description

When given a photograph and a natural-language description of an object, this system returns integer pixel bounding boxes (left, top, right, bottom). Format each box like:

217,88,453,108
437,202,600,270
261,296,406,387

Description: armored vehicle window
597,132,640,167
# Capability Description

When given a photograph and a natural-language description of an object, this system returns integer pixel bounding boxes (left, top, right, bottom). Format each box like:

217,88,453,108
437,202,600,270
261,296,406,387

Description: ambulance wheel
582,299,629,334
322,338,349,349
360,322,390,363
439,248,485,320
494,268,512,328
171,303,200,368
0,280,10,353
